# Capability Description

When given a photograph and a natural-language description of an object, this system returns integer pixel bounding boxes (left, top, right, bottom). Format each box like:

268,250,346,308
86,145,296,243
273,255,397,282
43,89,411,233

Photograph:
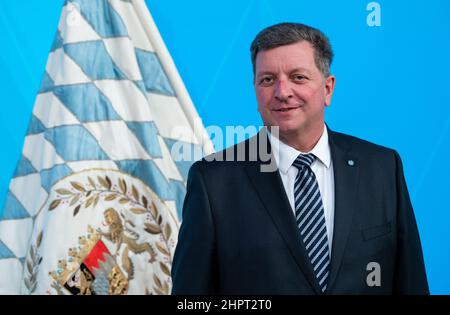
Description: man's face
254,41,335,138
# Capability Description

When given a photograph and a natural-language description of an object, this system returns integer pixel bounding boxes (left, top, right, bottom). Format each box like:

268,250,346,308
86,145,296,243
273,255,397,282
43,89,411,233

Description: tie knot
293,153,316,169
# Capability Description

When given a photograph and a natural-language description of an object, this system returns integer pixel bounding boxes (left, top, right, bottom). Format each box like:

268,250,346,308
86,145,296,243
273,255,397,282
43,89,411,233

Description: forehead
255,41,318,74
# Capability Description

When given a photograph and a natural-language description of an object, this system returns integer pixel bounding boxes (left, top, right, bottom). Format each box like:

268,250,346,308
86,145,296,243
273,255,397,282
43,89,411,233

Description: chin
278,121,303,132
267,124,299,137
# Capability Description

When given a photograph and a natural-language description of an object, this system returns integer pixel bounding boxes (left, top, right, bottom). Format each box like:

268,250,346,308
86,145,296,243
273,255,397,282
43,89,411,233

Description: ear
324,75,336,107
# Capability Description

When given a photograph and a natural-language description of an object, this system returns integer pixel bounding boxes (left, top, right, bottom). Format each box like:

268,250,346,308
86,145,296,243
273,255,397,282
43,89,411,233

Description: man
171,23,429,294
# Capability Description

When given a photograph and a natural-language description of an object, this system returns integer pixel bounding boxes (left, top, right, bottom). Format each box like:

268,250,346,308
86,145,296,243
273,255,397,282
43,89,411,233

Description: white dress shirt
268,126,335,252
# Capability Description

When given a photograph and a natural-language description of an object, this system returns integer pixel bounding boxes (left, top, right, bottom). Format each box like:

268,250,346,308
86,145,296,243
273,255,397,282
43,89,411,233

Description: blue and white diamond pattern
0,0,213,293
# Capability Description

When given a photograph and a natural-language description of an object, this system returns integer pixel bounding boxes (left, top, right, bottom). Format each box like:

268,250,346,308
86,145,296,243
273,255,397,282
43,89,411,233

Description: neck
273,124,325,152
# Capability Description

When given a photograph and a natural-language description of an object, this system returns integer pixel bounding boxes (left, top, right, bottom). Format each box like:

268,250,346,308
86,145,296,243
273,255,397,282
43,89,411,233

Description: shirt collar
268,125,331,174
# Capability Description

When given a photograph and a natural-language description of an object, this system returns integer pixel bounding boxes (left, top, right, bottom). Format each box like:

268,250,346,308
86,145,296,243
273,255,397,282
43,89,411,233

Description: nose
274,79,293,103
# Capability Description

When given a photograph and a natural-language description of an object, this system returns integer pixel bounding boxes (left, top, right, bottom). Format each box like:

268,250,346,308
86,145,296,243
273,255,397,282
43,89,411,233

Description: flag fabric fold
0,0,212,294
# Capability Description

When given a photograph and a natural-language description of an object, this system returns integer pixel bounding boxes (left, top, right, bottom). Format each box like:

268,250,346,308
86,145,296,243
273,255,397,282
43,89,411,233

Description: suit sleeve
171,161,218,294
392,150,429,294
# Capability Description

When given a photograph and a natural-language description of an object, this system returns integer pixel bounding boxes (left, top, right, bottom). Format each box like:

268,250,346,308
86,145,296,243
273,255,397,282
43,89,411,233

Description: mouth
272,106,300,112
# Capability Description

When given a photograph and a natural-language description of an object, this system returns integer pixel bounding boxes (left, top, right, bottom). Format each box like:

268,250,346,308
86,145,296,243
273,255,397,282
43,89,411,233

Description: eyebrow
255,71,275,78
255,67,313,78
289,67,312,76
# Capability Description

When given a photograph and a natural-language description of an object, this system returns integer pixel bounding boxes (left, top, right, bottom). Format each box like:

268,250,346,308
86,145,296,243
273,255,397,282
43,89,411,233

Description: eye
258,76,274,86
292,74,307,82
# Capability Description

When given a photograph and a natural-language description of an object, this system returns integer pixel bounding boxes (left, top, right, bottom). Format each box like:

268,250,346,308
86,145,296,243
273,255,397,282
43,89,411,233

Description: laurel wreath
24,231,43,293
48,175,173,294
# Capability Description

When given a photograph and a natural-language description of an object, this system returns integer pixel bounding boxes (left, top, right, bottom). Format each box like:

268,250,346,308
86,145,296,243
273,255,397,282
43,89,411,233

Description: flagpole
132,0,215,156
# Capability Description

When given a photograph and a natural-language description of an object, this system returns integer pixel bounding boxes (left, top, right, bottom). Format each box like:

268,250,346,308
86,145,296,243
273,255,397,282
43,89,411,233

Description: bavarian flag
0,0,213,294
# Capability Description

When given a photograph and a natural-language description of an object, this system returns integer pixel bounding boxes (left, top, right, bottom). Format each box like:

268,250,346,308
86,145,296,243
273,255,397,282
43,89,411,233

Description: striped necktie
293,154,330,293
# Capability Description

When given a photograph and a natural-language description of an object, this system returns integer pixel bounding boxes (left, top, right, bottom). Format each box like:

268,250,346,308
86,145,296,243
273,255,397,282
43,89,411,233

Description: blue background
0,0,449,294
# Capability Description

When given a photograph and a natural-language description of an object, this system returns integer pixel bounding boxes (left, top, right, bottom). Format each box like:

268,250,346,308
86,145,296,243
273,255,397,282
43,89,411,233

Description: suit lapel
326,129,360,292
243,132,321,294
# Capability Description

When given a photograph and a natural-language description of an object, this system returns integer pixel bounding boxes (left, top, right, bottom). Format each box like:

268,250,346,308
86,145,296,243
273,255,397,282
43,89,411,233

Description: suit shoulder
330,130,397,158
189,138,252,175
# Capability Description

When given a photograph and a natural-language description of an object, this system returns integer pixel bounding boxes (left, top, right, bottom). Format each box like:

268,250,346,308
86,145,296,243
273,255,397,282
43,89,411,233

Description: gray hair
250,22,334,78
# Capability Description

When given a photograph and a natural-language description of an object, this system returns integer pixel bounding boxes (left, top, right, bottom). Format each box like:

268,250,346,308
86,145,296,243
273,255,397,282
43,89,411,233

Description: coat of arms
22,169,179,295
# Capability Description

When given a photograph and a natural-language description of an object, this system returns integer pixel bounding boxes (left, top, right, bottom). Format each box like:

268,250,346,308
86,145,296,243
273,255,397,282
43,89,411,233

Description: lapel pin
347,159,355,166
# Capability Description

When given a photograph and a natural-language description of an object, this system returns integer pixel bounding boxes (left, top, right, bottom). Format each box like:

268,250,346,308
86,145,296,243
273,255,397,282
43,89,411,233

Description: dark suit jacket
171,128,429,294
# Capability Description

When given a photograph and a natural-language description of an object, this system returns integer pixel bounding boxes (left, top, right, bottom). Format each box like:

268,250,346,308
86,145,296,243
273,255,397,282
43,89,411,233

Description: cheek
256,92,271,120
295,85,318,101
308,85,326,103
255,88,272,107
